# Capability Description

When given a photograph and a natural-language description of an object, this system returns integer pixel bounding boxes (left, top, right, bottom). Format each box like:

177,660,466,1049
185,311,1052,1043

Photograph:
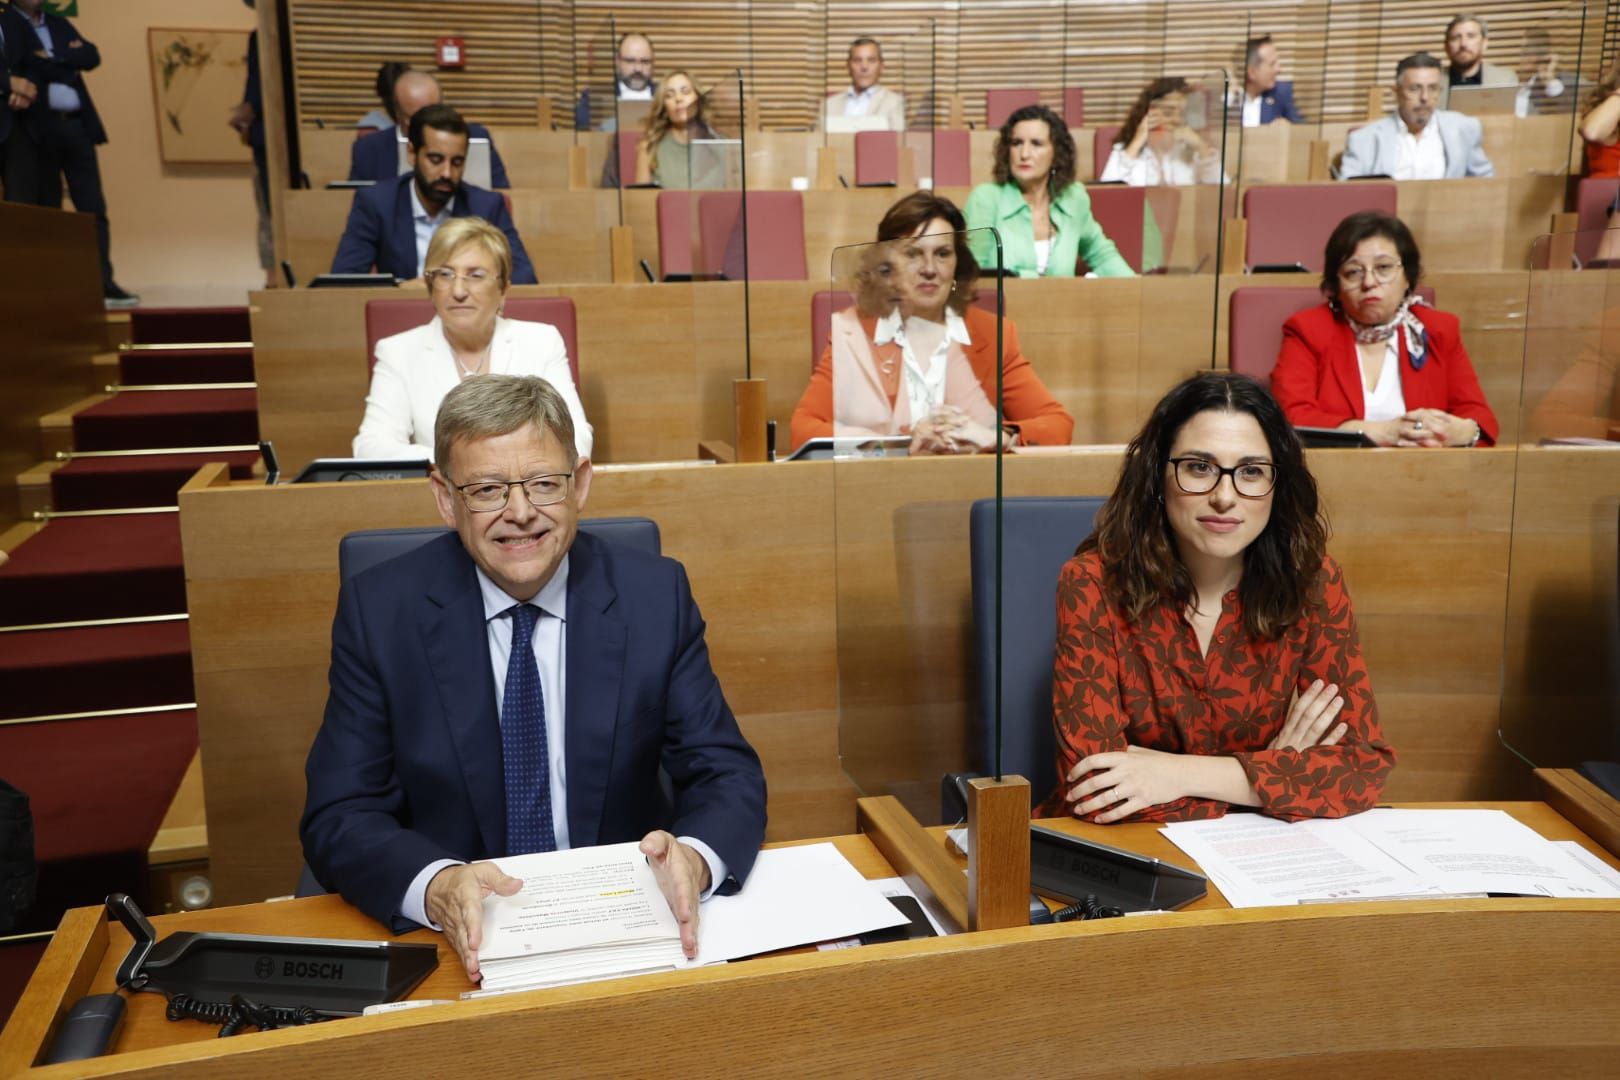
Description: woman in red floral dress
1049,371,1394,824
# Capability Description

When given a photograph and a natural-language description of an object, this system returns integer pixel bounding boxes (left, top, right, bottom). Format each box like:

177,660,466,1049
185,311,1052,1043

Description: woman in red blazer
1272,211,1498,447
790,191,1073,453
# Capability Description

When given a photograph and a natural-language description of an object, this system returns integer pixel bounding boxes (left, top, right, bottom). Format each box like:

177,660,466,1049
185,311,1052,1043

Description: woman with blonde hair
633,70,726,188
353,216,592,460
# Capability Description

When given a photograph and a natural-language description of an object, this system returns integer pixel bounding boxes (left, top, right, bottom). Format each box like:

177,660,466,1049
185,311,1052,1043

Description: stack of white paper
477,843,686,992
1161,809,1620,909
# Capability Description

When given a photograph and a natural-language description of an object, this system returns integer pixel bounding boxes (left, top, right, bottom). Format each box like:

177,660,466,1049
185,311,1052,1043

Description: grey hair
1395,52,1444,81
1445,14,1488,38
433,374,578,475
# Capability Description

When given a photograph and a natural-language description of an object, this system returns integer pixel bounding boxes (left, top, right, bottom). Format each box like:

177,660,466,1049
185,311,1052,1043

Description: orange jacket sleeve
975,314,1074,447
789,341,836,451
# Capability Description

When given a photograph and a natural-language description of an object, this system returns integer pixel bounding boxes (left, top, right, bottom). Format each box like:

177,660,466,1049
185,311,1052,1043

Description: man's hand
640,831,709,959
228,100,255,137
9,76,36,112
423,862,523,983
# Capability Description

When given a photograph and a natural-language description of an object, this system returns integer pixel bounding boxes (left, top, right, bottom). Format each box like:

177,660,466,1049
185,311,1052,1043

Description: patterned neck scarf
1346,293,1429,370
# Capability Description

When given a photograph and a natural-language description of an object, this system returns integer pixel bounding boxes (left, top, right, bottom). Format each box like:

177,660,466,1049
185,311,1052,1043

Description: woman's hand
1269,679,1347,752
911,407,995,455
1064,746,1189,824
1343,418,1404,447
1402,408,1478,447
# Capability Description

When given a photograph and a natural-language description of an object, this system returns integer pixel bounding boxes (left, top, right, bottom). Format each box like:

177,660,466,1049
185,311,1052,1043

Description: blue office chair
946,496,1106,821
295,516,663,899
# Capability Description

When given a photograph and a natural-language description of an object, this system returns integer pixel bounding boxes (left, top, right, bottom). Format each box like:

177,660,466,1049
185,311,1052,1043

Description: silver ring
1412,420,1424,430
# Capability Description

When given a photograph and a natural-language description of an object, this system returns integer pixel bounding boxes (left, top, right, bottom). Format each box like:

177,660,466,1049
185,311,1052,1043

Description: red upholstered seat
930,129,972,188
616,130,640,189
809,289,1006,370
1243,183,1398,272
854,131,900,187
697,191,807,281
1228,283,1437,390
986,89,1040,129
1092,125,1121,181
363,298,580,388
655,190,695,279
1083,185,1145,273
1063,88,1084,126
1575,177,1620,266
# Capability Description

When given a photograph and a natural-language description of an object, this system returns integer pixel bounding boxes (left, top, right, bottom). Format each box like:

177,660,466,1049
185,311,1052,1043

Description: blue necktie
502,603,556,856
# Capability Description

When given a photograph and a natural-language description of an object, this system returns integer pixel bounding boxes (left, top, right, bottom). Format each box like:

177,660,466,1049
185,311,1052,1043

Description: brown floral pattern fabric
1043,550,1395,823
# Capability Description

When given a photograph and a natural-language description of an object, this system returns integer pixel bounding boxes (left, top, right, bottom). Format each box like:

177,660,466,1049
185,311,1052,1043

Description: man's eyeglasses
426,268,498,292
1168,457,1277,499
451,473,573,512
1337,261,1402,286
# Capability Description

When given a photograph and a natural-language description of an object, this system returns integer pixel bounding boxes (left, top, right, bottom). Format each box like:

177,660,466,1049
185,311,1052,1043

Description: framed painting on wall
148,28,253,165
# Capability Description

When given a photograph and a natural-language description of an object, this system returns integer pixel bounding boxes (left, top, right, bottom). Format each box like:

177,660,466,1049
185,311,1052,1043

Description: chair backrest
929,129,972,187
968,496,1106,804
809,289,1007,370
986,89,1041,130
363,298,580,389
1575,177,1620,266
337,517,662,582
615,130,640,189
1092,125,1121,181
697,191,808,281
1243,183,1398,272
1228,283,1437,389
1083,185,1145,274
655,190,695,280
1062,88,1084,127
854,130,900,187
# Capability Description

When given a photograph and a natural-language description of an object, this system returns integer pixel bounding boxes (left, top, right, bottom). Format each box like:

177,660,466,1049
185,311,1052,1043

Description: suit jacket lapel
391,177,417,280
1329,317,1366,418
563,535,626,849
419,543,506,858
1436,113,1463,178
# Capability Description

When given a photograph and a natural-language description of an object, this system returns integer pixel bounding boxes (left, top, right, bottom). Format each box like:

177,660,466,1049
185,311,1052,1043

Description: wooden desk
177,447,1620,906
5,801,1618,1076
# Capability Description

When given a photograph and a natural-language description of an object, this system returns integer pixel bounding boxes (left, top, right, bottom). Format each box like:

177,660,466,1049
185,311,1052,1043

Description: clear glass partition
1229,4,1333,189
828,229,1004,821
1502,232,1620,777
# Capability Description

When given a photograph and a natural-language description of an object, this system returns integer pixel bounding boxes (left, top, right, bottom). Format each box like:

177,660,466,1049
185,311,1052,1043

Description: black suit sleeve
331,189,383,274
24,16,98,81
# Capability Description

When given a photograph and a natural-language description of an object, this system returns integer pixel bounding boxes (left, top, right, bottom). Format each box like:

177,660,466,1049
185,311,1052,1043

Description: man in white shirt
1340,53,1493,181
823,37,905,131
1237,34,1304,128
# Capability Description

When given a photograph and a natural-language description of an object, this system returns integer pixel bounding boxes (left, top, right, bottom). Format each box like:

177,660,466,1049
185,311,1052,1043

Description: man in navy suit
2,0,134,306
330,104,537,283
348,69,510,188
302,375,767,981
1239,34,1305,127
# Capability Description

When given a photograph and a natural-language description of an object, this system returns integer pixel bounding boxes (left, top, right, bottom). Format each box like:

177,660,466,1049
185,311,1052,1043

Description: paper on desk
1555,841,1620,892
693,843,909,964
1159,815,1437,908
1348,809,1620,898
817,876,958,949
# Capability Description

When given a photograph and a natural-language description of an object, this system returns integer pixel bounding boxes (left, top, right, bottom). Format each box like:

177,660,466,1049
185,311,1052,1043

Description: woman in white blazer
353,217,593,461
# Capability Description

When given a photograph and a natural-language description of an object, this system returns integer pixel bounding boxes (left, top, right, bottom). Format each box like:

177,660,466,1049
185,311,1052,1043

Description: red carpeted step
50,451,260,511
130,306,251,345
71,389,259,452
0,515,184,624
0,620,193,720
119,346,255,385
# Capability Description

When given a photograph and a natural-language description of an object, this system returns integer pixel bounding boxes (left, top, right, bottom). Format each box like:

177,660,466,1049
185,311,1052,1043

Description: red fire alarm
435,38,465,69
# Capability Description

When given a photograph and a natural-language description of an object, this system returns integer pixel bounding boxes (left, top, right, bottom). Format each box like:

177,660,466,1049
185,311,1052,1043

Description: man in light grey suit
822,37,905,132
1340,53,1493,181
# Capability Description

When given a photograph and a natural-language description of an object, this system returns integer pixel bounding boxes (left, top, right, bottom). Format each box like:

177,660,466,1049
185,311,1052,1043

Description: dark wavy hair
1079,372,1328,640
1117,77,1191,151
872,191,980,315
991,104,1077,195
1320,211,1422,315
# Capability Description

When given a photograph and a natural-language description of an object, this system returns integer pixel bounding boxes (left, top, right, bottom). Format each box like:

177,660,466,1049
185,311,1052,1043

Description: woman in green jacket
963,104,1135,278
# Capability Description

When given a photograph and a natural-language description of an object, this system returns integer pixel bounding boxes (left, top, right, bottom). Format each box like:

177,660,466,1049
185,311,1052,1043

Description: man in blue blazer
1240,35,1305,126
302,375,767,981
348,70,509,188
330,104,537,283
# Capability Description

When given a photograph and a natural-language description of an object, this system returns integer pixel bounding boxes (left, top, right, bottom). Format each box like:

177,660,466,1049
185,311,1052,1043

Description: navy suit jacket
0,18,12,147
329,173,537,282
348,122,510,188
300,531,768,931
1258,81,1305,125
2,7,104,144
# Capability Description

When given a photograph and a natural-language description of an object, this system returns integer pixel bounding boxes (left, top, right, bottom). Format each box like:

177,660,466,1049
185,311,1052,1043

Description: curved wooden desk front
4,800,1618,1076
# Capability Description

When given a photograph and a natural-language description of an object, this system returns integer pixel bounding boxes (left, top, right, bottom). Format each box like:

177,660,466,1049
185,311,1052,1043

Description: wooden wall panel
285,1,1612,134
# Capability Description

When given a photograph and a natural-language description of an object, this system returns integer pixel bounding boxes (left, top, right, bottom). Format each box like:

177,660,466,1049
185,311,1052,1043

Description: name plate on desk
1031,824,1208,911
293,459,433,484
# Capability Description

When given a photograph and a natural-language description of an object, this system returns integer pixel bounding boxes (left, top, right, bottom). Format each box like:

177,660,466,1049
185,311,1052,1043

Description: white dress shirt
873,306,973,429
400,558,727,928
1393,117,1446,181
843,85,878,117
408,182,453,279
1098,142,1226,187
1241,93,1263,129
618,81,653,102
1360,339,1408,422
354,315,593,461
25,12,84,114
1033,237,1053,276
